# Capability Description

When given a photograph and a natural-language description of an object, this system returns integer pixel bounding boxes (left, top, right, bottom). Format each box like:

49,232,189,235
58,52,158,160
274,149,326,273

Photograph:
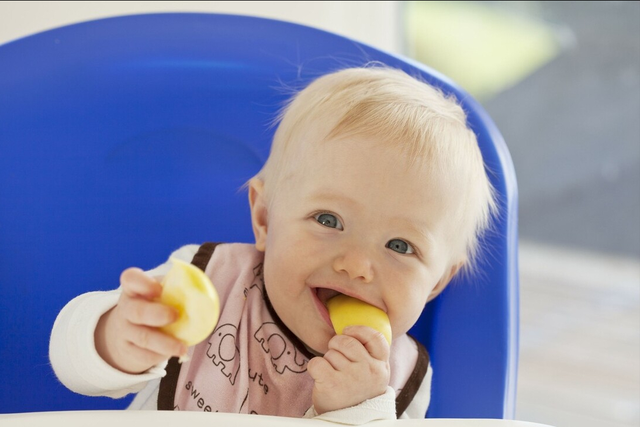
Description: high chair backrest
0,13,519,417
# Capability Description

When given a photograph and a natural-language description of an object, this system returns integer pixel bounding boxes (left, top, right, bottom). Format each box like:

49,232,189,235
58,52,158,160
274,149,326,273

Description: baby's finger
322,348,351,371
342,325,390,361
121,297,178,327
120,267,163,299
125,324,187,359
327,334,369,363
306,356,335,381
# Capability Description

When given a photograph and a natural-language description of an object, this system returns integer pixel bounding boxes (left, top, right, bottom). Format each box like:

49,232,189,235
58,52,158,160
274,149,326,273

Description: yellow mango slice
158,259,220,346
327,295,392,345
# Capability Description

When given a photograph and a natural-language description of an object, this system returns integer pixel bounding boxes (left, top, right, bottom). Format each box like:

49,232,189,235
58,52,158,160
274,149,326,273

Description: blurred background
1,2,638,426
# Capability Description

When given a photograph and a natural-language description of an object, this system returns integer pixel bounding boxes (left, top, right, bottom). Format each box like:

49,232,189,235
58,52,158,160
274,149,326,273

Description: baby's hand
95,268,187,374
307,326,390,415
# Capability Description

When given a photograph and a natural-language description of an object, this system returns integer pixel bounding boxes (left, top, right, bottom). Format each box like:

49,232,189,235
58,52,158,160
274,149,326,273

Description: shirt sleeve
303,386,396,425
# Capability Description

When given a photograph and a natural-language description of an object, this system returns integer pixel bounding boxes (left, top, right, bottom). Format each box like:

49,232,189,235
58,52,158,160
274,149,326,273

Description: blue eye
386,239,414,254
315,213,343,230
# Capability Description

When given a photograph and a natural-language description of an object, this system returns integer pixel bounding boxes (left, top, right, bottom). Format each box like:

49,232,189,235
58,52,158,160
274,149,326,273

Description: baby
50,66,496,423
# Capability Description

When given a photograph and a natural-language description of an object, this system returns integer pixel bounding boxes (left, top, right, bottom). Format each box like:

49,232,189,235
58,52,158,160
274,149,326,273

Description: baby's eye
386,239,414,254
315,213,343,230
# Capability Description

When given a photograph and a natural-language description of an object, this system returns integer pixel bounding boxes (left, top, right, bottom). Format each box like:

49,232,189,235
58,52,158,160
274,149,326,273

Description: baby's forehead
286,134,460,197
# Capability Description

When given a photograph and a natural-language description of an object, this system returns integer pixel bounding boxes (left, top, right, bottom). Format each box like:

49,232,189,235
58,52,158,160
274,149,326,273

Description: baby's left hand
307,325,390,415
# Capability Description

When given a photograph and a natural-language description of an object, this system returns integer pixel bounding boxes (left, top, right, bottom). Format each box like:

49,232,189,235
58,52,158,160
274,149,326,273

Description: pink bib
164,243,421,417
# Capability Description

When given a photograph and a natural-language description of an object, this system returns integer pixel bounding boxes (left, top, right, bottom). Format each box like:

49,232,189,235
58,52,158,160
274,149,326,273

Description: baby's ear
427,262,463,302
248,178,268,252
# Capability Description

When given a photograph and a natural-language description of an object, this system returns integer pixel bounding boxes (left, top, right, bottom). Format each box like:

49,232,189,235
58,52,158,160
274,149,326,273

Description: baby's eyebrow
395,218,435,241
305,191,359,207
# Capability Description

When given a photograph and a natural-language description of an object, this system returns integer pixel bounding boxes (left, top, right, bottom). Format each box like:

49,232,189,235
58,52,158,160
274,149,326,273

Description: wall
0,1,402,53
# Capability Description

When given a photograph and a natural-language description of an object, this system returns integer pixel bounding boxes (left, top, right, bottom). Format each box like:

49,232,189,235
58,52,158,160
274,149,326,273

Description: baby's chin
297,331,333,357
302,342,325,357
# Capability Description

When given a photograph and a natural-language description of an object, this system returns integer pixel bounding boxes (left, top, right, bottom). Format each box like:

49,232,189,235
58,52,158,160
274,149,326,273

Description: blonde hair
256,66,497,273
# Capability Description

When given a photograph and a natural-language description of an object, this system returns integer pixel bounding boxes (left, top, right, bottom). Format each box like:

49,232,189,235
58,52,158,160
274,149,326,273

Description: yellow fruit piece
158,259,220,346
327,295,392,345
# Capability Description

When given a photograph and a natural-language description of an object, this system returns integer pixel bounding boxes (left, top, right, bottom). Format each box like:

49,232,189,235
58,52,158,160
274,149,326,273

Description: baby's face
252,136,459,354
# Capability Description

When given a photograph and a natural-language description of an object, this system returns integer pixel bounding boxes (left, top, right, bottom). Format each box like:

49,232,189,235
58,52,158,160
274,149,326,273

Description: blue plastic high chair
0,13,519,418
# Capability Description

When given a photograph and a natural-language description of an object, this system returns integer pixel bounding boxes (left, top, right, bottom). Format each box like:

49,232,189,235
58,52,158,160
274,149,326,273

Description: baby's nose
332,247,374,283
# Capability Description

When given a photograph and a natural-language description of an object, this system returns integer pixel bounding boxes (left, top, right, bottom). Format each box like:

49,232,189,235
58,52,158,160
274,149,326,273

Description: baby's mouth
314,287,341,329
315,288,342,307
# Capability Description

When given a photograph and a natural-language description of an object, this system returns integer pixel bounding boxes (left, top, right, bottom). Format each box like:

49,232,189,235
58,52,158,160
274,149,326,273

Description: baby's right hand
94,268,187,374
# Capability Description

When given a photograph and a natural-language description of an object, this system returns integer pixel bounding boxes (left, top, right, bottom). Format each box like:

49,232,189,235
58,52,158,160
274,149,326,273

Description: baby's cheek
389,297,427,336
